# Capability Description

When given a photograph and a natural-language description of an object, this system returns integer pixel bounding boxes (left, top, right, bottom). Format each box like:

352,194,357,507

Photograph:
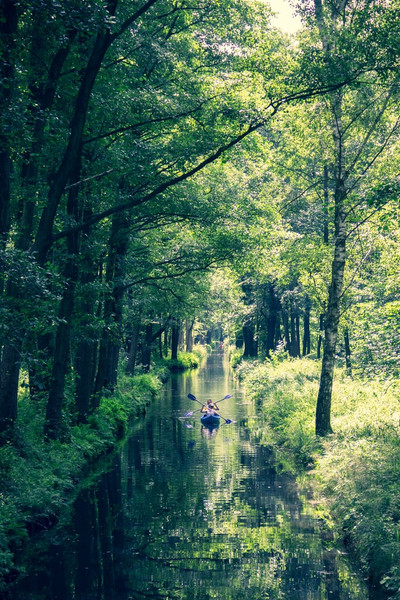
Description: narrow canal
13,350,371,600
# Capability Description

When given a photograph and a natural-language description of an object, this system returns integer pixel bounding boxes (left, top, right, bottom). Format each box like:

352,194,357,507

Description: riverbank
0,371,162,588
240,357,400,598
0,346,210,589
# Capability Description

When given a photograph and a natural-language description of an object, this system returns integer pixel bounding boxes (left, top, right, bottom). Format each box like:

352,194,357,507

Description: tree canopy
1,0,400,442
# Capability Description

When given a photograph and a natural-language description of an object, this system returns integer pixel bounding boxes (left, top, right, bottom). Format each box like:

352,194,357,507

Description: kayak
200,413,220,426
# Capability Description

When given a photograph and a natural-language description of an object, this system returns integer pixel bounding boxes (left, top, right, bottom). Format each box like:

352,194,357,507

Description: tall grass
243,357,400,597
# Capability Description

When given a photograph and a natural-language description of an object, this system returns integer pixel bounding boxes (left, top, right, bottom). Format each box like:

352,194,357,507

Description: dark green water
12,350,372,599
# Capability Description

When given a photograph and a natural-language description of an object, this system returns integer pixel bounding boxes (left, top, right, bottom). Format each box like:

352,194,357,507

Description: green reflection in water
11,351,370,600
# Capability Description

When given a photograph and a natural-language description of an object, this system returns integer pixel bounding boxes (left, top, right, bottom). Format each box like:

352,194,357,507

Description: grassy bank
0,371,162,587
241,357,400,597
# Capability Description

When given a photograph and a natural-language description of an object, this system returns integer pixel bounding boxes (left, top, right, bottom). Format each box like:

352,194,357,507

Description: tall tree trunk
185,319,194,352
0,344,19,436
0,1,18,436
290,308,298,357
316,183,347,436
0,0,17,248
171,319,180,360
126,321,140,376
274,314,281,349
0,10,74,432
265,283,279,357
295,313,301,357
32,17,117,266
142,324,153,372
163,327,169,357
44,158,82,439
303,296,311,356
75,339,97,422
93,213,128,400
317,314,324,359
314,0,347,437
74,211,98,422
243,324,257,358
18,20,76,251
282,310,291,355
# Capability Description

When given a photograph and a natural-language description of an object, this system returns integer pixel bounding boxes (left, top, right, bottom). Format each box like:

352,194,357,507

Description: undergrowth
243,357,400,597
0,371,161,588
161,344,208,371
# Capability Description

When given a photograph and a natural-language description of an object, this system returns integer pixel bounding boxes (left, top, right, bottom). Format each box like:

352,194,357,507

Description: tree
0,0,284,438
297,0,400,435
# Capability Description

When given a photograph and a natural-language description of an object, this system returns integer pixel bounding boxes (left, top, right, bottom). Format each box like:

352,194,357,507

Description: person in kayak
202,399,220,415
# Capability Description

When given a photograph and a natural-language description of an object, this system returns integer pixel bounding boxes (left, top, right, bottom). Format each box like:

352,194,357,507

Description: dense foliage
2,0,400,593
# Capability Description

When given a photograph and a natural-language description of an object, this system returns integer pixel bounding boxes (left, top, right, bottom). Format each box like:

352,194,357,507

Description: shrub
163,350,203,371
229,347,244,370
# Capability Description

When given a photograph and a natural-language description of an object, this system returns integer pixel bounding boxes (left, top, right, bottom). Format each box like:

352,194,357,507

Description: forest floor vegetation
240,356,400,598
0,370,162,588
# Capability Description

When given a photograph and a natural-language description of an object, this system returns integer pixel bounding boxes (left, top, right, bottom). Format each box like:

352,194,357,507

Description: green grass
243,357,400,597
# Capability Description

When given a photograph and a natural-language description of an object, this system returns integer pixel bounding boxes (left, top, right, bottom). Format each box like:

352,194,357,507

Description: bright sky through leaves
266,0,302,33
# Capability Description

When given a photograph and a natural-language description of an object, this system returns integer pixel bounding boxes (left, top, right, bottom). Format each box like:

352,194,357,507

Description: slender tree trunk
171,319,180,360
75,339,97,423
93,213,128,400
0,0,17,247
163,327,169,357
45,159,81,439
314,0,347,437
0,345,19,435
0,1,18,436
185,319,194,352
142,324,153,372
0,11,74,431
159,331,163,359
303,296,311,356
126,322,140,376
290,308,298,357
266,283,279,357
317,314,324,359
274,313,281,348
316,184,347,436
295,313,301,357
32,18,117,265
282,310,291,355
75,212,98,423
243,323,257,357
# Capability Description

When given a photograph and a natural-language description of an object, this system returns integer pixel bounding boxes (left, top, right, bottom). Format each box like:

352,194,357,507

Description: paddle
187,393,204,406
217,414,233,425
187,393,233,424
184,408,203,417
187,393,232,406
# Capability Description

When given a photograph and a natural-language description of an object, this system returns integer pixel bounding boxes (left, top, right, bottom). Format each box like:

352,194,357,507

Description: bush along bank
241,357,400,598
0,371,162,589
161,344,209,372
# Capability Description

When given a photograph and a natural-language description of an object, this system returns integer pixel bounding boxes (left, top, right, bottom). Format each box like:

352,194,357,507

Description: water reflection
11,351,372,599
